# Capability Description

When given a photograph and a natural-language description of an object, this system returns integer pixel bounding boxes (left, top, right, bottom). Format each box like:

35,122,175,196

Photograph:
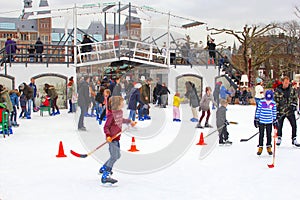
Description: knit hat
265,90,273,101
256,77,262,84
134,83,142,89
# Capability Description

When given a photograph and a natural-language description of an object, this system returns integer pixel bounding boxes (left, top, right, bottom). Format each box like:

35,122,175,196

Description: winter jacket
255,85,264,99
21,84,33,100
200,93,215,111
46,86,58,100
67,81,75,99
5,39,16,54
158,86,170,96
111,83,122,97
127,88,144,110
35,39,44,53
19,94,27,107
0,89,13,112
213,83,221,101
220,86,231,100
78,81,91,108
104,110,131,141
9,90,19,107
141,83,151,104
255,99,277,124
274,84,298,116
216,106,226,129
185,84,199,108
173,96,184,107
81,37,93,53
29,82,37,98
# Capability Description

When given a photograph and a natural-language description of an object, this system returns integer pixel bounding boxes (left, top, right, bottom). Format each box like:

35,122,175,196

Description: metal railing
0,43,74,68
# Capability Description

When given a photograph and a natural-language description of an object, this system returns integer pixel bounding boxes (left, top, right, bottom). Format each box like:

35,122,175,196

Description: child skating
99,96,136,185
254,90,277,155
217,99,232,145
173,92,184,122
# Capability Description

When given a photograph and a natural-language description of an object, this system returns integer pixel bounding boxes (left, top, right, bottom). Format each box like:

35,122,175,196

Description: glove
106,136,112,143
17,106,19,110
131,121,137,127
224,120,230,126
273,120,278,129
254,118,259,128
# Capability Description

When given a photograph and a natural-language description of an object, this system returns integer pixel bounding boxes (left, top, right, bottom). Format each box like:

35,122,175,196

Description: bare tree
207,24,280,80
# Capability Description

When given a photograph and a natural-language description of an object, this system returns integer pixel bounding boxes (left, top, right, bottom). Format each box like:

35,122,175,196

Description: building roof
0,17,38,32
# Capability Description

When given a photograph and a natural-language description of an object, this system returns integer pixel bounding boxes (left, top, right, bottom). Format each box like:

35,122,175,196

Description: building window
21,34,27,41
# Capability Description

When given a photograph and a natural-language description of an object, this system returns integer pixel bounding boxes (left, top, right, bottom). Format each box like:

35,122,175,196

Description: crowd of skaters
76,75,172,131
0,77,61,134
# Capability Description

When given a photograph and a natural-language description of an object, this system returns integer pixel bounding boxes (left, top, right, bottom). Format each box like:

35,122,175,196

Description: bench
40,106,51,116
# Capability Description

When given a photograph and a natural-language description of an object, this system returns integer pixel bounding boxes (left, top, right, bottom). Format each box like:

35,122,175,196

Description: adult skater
274,76,300,147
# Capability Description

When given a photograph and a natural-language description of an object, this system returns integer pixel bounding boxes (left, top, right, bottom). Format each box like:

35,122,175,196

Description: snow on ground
0,104,300,200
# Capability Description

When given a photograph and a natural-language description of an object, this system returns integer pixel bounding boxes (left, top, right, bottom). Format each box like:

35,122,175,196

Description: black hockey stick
240,131,259,142
240,111,289,142
205,121,238,139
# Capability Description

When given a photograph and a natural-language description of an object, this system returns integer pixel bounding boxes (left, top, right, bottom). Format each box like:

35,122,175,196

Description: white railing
76,39,167,66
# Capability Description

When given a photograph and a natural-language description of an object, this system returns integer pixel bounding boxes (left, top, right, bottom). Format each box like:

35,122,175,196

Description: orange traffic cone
196,132,207,145
128,137,139,152
56,141,67,157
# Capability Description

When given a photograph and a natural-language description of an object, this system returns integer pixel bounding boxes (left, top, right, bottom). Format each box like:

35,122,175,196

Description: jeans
27,99,32,117
104,141,121,169
128,109,136,121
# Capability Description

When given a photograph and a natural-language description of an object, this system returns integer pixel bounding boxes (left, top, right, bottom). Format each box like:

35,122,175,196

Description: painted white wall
1,63,76,88
168,65,218,95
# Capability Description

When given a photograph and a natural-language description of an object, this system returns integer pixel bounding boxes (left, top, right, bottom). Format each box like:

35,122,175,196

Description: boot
196,123,203,128
266,146,273,155
101,171,117,184
99,165,113,175
257,147,263,155
276,137,282,146
204,122,213,128
292,138,300,147
224,140,232,145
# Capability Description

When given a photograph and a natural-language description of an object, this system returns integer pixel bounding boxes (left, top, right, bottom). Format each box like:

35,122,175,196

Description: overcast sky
1,0,299,46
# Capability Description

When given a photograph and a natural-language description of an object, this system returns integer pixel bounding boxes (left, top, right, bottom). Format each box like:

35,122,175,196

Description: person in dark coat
44,83,59,116
141,78,152,119
35,37,44,62
77,76,91,131
185,81,200,122
158,82,170,108
153,81,162,106
127,83,144,121
81,35,93,61
29,78,37,111
213,81,222,108
110,77,122,97
18,82,33,119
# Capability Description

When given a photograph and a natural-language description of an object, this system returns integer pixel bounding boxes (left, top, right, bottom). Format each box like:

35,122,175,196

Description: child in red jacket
99,96,135,184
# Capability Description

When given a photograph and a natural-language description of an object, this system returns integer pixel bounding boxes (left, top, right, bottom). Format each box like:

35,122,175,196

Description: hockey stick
204,121,238,139
240,111,289,142
240,131,259,142
70,126,131,158
268,128,277,168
